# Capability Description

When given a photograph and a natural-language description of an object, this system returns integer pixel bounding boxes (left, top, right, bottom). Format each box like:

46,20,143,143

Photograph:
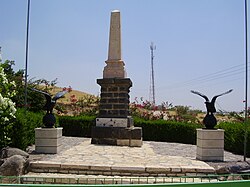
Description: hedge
133,117,203,144
58,116,203,145
58,115,96,137
10,108,43,150
217,122,250,156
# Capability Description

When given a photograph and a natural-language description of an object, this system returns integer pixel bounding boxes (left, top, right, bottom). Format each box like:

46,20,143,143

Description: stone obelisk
103,10,125,78
91,10,142,147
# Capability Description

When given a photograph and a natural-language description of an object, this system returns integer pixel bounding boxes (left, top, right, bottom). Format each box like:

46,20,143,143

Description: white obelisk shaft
103,10,126,78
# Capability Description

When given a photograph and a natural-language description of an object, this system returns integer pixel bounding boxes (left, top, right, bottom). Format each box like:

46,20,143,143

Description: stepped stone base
91,126,142,147
196,128,224,161
35,128,63,154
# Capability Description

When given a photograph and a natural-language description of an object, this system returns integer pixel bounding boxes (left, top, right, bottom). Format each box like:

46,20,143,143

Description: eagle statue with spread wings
31,88,68,128
191,89,233,129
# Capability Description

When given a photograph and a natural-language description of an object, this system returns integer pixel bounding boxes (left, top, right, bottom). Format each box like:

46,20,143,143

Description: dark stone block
101,87,107,92
91,138,117,145
99,110,107,116
101,93,113,98
118,93,128,98
108,87,118,92
113,104,127,109
107,110,119,116
131,127,143,139
99,104,113,109
100,99,108,104
119,110,128,116
97,78,115,85
119,98,129,103
114,78,132,86
108,98,119,103
91,126,142,140
119,87,127,91
97,78,132,87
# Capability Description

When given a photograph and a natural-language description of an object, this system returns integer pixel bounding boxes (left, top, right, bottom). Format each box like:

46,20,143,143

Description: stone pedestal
35,127,62,154
196,128,224,161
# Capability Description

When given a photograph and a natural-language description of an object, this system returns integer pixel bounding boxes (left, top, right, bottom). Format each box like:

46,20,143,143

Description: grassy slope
48,86,91,104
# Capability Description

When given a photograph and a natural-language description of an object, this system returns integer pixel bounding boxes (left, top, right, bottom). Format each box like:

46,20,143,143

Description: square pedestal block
196,128,224,161
35,128,63,154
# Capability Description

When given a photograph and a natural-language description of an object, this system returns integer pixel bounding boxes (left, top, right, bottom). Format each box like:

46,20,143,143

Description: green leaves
0,64,17,148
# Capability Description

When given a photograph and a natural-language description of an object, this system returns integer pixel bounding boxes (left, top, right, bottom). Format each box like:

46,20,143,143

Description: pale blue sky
0,0,249,112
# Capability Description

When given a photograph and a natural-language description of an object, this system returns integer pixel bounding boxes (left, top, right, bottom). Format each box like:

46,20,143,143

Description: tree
0,60,57,112
0,64,16,148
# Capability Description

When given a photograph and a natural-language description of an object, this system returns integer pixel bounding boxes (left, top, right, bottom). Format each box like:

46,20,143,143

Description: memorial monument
91,10,142,147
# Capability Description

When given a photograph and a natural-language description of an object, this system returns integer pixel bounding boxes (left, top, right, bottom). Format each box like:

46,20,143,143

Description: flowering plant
0,65,16,147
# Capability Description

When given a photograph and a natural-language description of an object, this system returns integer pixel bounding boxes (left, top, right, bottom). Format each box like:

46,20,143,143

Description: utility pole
0,47,2,62
24,0,30,109
150,42,156,105
244,0,249,161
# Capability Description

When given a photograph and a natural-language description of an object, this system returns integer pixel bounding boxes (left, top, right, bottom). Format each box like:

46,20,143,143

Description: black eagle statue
191,89,233,129
31,88,68,128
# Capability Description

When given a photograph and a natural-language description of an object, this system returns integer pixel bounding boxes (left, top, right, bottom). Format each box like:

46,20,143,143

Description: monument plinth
196,128,224,161
35,127,62,154
91,10,142,147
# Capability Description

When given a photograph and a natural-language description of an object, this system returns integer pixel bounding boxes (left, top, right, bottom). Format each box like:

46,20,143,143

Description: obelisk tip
112,10,120,13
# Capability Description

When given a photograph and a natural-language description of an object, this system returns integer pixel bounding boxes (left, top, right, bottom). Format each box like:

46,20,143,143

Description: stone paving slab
28,137,215,176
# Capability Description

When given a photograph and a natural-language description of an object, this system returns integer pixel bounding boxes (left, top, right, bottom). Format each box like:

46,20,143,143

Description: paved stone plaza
27,137,249,178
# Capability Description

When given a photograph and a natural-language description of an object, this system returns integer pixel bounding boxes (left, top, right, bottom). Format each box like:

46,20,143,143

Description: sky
0,0,249,112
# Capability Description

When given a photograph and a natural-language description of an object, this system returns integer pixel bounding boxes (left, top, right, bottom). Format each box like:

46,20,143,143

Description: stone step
22,172,219,185
29,161,215,177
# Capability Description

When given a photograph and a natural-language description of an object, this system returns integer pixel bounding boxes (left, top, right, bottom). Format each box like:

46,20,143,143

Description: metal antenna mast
150,42,156,105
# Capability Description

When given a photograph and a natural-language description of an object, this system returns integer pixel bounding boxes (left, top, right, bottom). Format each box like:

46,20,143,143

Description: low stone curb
29,161,215,177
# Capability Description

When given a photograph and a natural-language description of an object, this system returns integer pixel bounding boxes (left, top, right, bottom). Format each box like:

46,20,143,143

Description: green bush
134,117,202,144
10,108,43,150
217,122,250,156
58,115,96,137
58,115,202,145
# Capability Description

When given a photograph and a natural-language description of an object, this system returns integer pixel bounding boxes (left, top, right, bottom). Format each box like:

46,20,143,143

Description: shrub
58,115,96,137
217,122,250,156
58,115,202,145
10,108,43,150
134,117,202,144
0,64,16,148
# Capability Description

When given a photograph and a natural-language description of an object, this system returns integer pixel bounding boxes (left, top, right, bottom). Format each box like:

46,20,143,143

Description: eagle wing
190,90,209,102
52,90,68,101
31,88,51,103
211,89,233,104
